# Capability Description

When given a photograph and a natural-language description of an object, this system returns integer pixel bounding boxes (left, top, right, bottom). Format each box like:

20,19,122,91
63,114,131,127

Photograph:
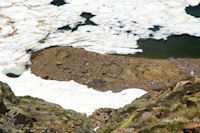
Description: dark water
185,3,200,18
51,0,67,6
134,34,200,58
58,12,97,32
6,73,20,78
148,25,163,32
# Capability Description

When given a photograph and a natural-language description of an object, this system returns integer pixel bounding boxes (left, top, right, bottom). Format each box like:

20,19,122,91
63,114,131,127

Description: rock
0,82,32,132
174,80,191,90
56,61,62,66
0,83,9,114
12,111,33,125
194,76,200,84
1,71,200,133
90,108,116,128
0,81,95,133
0,97,7,114
183,124,200,133
96,79,200,133
44,75,49,79
0,81,19,104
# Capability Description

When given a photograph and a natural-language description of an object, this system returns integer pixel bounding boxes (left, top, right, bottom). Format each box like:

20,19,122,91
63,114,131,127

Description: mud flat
30,46,200,92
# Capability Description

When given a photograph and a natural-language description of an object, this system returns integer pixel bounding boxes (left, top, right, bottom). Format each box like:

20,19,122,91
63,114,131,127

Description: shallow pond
134,34,200,58
185,3,200,18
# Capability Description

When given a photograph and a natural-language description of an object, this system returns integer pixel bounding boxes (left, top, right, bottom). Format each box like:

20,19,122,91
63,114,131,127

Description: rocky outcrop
90,76,200,133
0,81,94,133
1,76,200,133
0,81,32,133
30,46,200,92
0,85,7,114
0,97,7,114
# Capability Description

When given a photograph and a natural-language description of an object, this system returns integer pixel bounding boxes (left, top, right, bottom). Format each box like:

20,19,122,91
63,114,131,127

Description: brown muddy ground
30,46,200,92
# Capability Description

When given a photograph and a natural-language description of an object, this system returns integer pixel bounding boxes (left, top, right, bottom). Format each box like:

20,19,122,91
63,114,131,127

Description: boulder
183,124,200,133
0,81,19,104
0,97,7,114
0,87,7,114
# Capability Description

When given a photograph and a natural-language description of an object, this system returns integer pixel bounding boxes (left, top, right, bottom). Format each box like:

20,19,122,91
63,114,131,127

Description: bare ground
30,46,200,92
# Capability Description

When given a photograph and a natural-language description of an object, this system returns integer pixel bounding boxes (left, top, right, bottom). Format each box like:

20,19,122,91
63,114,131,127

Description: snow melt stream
0,0,200,115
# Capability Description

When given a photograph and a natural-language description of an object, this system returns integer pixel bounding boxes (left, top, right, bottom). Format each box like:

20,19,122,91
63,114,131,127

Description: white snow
94,127,99,131
0,69,147,115
0,0,200,115
0,0,200,73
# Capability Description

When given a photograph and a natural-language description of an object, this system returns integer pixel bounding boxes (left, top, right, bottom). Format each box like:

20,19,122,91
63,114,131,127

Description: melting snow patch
94,127,99,131
0,69,147,116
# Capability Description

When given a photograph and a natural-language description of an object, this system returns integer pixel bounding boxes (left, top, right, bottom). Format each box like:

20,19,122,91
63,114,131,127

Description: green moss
137,119,163,133
181,77,193,81
3,98,12,106
171,103,182,112
166,121,188,132
35,107,40,111
188,97,200,103
19,99,29,105
119,113,138,129
158,106,169,112
0,89,2,95
10,106,28,116
167,90,186,101
20,96,45,103
181,106,200,120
